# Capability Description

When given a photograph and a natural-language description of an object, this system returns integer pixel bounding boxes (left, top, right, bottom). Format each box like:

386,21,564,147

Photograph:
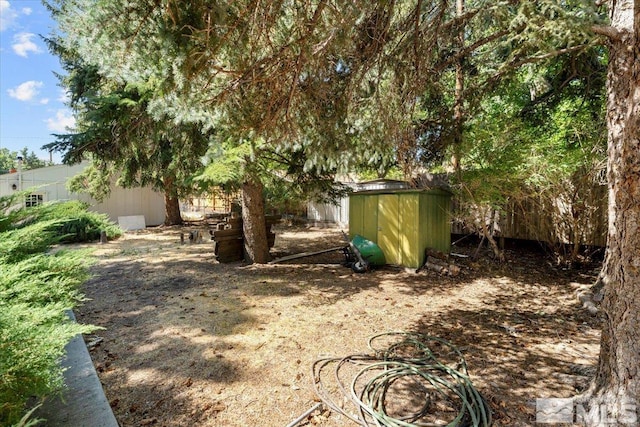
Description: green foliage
0,195,105,425
0,220,64,264
3,200,122,249
197,140,348,214
260,157,349,214
13,405,43,427
0,148,15,174
459,49,606,193
51,0,604,170
43,33,210,209
0,192,22,232
0,148,50,175
18,149,49,171
454,52,607,262
197,142,253,190
355,165,404,182
0,252,91,307
46,0,609,262
0,302,93,425
66,162,113,203
24,200,122,243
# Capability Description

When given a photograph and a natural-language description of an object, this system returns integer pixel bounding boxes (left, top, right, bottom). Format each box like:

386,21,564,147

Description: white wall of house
0,162,166,226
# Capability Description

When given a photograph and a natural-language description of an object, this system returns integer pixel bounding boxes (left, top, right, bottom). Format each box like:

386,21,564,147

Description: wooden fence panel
452,184,608,247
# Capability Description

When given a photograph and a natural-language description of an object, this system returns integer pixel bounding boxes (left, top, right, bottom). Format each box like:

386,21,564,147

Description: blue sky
1,0,71,163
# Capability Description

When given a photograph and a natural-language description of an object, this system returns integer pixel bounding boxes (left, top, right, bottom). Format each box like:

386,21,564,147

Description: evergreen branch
435,27,514,74
492,43,594,83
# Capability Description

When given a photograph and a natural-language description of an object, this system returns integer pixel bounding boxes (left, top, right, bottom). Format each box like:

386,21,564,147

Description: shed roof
351,188,452,197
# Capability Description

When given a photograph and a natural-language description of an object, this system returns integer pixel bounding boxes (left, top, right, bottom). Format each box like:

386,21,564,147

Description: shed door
349,195,364,238
349,194,379,243
361,195,379,242
400,194,420,268
377,194,401,265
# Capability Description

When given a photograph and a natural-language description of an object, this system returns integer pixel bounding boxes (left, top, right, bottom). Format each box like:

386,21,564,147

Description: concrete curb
34,312,118,427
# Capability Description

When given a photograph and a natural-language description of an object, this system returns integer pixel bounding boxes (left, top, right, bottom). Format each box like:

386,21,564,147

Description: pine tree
43,31,210,225
581,2,640,423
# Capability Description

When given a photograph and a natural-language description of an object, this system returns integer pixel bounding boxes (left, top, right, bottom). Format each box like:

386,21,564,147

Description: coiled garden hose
312,332,491,427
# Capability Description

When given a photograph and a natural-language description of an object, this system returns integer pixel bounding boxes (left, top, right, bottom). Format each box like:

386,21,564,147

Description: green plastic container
351,234,386,267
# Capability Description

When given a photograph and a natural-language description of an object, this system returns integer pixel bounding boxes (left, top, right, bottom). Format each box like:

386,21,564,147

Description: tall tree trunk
583,2,640,424
163,177,183,226
451,0,465,176
241,172,270,264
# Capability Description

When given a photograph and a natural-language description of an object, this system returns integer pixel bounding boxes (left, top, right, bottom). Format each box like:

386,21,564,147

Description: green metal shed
349,189,452,268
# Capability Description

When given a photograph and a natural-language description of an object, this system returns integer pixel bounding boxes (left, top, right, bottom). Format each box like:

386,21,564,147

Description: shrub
0,252,91,308
0,196,111,425
11,200,122,243
0,302,94,425
0,220,64,264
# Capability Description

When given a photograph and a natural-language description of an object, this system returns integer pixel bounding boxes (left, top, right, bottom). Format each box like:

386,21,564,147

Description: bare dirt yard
74,223,602,426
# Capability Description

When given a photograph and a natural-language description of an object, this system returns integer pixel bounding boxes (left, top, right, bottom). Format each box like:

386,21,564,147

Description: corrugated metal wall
0,163,81,201
81,186,165,226
307,200,350,227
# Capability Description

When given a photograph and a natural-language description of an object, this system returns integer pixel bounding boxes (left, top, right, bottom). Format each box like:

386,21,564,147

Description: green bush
0,252,91,307
0,220,64,264
0,196,113,425
0,303,94,425
11,200,122,243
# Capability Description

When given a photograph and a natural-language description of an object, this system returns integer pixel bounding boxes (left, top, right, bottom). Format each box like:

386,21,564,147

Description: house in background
0,161,165,227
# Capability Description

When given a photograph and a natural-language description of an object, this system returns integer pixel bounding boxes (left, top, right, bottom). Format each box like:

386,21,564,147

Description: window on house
25,194,44,208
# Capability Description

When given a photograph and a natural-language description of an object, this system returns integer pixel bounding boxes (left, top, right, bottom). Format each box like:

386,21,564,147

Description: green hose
312,332,491,427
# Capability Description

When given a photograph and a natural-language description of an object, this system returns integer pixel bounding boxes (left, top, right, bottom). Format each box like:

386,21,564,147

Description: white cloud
58,89,71,103
21,7,31,15
40,98,50,105
0,1,18,31
7,80,44,101
46,109,76,133
12,32,41,57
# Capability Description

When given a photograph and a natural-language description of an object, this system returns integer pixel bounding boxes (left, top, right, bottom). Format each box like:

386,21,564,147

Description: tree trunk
582,2,640,424
241,173,270,264
164,194,182,226
451,0,465,176
163,177,183,226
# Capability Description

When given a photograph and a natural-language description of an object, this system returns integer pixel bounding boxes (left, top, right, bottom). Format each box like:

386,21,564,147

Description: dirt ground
73,223,602,427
